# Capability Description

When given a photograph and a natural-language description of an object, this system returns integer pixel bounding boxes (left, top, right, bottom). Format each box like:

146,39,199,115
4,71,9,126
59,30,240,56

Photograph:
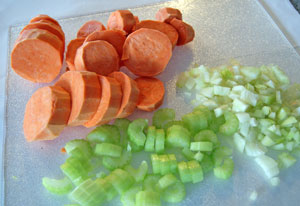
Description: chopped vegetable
42,177,73,195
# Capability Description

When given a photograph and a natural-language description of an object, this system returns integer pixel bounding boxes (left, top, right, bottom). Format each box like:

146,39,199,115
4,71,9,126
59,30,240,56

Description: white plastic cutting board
4,0,300,205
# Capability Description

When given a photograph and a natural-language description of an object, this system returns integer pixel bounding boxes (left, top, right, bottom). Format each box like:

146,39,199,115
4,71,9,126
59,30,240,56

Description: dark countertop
290,0,300,13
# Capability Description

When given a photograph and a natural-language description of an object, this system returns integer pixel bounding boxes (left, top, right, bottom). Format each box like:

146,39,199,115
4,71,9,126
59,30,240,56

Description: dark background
290,0,300,13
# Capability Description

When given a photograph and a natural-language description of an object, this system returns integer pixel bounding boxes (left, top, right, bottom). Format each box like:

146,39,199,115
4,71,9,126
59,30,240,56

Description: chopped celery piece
163,120,184,132
151,154,161,174
277,152,296,169
125,161,148,182
145,126,156,152
161,181,186,203
69,179,106,206
182,147,196,160
121,185,142,206
194,152,204,161
102,150,131,171
96,177,118,201
190,141,213,152
210,115,226,133
114,118,131,146
64,139,93,160
182,111,208,135
213,158,234,179
201,155,214,173
143,174,161,191
166,125,191,148
128,119,148,147
109,169,135,195
60,157,91,186
128,141,144,152
178,161,192,183
281,116,297,127
42,177,73,195
261,135,275,147
168,154,178,173
255,155,279,178
213,146,233,167
193,105,213,125
152,108,176,129
219,111,239,136
156,173,177,190
155,129,165,154
213,85,230,96
86,124,120,144
94,143,122,157
160,155,171,175
194,130,219,146
187,160,203,183
136,190,161,206
233,133,246,153
240,66,260,81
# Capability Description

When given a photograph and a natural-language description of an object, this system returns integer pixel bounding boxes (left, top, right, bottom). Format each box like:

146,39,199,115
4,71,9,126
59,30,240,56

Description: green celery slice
187,160,203,183
190,141,213,152
143,174,161,191
219,111,239,136
125,161,148,182
136,190,161,206
114,118,131,147
64,139,93,160
145,126,156,152
121,185,142,206
213,146,233,167
166,125,191,148
161,181,186,203
42,177,73,195
182,111,208,135
94,143,122,157
102,150,132,171
86,124,120,144
155,129,165,154
152,108,176,129
156,173,177,190
108,169,135,195
128,119,148,147
201,155,214,173
178,161,192,183
194,130,219,146
151,154,161,174
213,158,234,179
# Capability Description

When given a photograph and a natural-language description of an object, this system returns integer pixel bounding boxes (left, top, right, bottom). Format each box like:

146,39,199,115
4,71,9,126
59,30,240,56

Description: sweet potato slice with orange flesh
155,7,182,23
109,72,139,118
135,77,165,112
169,18,195,46
23,86,71,142
30,14,61,27
74,40,120,76
85,30,126,57
107,10,136,34
55,71,102,126
77,20,106,38
84,76,122,128
133,20,179,48
11,30,63,83
66,38,85,71
122,28,172,77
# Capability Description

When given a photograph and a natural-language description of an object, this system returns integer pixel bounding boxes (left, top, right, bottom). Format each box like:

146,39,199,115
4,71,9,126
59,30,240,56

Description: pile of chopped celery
42,107,236,206
177,61,300,186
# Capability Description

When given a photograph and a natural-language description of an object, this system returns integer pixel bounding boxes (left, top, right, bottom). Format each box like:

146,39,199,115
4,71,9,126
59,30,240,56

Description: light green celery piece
201,155,214,173
159,155,171,175
128,118,148,147
213,158,234,179
190,142,213,152
156,173,177,190
86,124,120,144
114,118,131,146
102,150,132,171
178,161,192,183
194,152,204,161
145,126,156,152
121,185,142,206
213,146,233,167
182,147,196,160
168,154,178,173
219,111,239,136
152,108,176,129
281,116,297,127
163,120,184,132
240,66,261,81
209,115,226,133
96,177,118,201
125,161,148,182
166,125,191,148
64,139,93,160
42,177,73,195
60,157,91,186
136,190,161,206
220,68,234,80
94,143,122,157
187,160,203,183
151,154,161,174
161,181,186,203
182,111,208,135
278,152,296,169
69,179,106,206
193,105,213,125
155,129,165,154
109,169,135,195
194,130,219,146
143,174,161,191
271,65,290,86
